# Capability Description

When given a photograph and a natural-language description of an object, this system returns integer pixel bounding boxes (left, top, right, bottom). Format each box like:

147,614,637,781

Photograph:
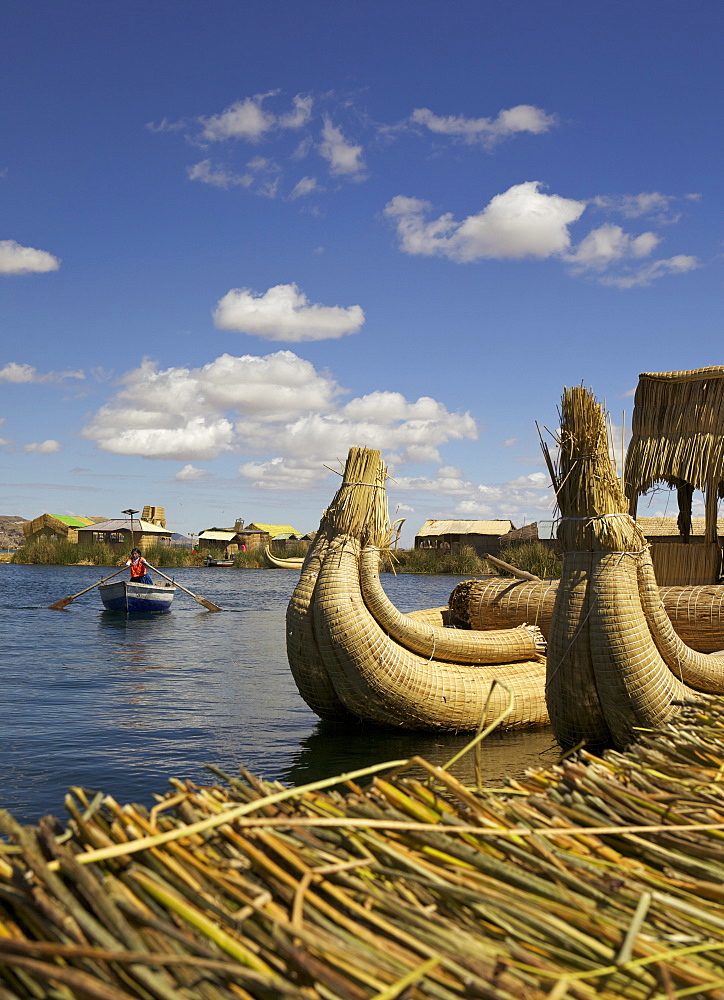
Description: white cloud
599,254,700,289
175,464,207,481
200,94,276,142
591,192,676,220
502,438,517,448
82,351,343,459
0,240,60,275
247,156,275,171
24,439,61,454
386,182,585,262
187,160,253,189
278,94,314,130
146,117,186,133
387,183,698,288
0,363,84,383
199,92,312,143
566,224,660,271
289,176,319,199
87,413,235,461
411,104,557,145
213,283,364,341
389,468,553,522
82,351,477,484
235,396,477,487
319,118,366,177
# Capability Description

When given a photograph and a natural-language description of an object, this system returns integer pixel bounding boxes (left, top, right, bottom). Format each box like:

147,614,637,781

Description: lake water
0,564,557,825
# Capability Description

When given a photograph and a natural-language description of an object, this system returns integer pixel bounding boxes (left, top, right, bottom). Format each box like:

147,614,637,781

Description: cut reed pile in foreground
3,703,724,999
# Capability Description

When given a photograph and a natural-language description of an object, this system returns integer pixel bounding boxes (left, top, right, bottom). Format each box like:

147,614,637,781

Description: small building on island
23,514,108,545
414,519,515,558
76,518,172,553
245,522,310,553
196,519,310,558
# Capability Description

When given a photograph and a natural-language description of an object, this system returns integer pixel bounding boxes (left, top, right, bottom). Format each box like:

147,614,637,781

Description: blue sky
1,0,721,542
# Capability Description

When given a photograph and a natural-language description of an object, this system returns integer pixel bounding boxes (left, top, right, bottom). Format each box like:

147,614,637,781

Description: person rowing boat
126,548,153,584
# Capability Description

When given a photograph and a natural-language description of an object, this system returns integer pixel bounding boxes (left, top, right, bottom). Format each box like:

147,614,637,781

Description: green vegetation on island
391,540,561,578
9,536,562,578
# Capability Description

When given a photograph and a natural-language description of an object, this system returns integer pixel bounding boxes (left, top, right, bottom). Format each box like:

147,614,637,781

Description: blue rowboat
98,579,176,614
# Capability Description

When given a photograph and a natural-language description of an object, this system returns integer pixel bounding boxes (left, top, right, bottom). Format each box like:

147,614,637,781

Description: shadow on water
282,718,560,791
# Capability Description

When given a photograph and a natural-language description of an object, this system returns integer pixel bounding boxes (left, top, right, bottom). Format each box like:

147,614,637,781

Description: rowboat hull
99,580,176,614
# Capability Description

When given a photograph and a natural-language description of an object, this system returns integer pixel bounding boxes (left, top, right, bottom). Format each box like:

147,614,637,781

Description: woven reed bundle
659,583,724,651
547,386,718,750
286,447,391,721
360,545,546,663
286,533,350,721
449,577,558,632
624,366,724,497
634,557,724,692
450,576,724,653
405,605,451,625
314,536,549,730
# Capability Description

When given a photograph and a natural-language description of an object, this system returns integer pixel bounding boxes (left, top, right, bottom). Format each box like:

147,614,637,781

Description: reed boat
98,579,176,613
539,385,724,750
264,546,304,569
286,448,549,731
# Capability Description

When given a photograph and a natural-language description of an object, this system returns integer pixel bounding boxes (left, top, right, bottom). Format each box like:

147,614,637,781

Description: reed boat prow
264,545,304,570
286,447,549,732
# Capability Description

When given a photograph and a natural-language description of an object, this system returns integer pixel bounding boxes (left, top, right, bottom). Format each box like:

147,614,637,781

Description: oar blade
48,596,73,611
196,596,223,612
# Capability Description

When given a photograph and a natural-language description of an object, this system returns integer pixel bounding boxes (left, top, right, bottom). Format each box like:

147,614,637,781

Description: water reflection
1,564,559,823
283,718,559,789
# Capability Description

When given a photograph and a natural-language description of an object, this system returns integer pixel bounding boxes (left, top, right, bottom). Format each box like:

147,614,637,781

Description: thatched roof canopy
625,366,724,498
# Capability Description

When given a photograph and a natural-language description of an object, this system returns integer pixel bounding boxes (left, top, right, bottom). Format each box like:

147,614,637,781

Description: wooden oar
483,553,542,582
48,566,126,610
145,563,223,612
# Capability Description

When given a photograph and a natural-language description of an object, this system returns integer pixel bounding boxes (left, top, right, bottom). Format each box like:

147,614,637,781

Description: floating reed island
4,702,724,998
286,447,548,732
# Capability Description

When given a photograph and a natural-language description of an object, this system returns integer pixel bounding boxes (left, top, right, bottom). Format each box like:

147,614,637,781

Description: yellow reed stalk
127,868,274,974
369,955,441,1000
46,757,409,871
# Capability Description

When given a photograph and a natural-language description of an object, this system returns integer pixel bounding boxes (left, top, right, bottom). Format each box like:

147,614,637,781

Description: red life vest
129,558,147,578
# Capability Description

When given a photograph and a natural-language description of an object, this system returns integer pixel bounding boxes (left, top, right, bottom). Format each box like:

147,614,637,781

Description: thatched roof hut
23,514,107,545
76,518,171,552
414,519,514,556
624,367,724,584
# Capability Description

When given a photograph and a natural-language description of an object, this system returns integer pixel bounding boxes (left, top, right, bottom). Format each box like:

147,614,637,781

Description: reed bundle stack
449,577,724,652
286,446,548,731
4,701,724,999
545,386,724,751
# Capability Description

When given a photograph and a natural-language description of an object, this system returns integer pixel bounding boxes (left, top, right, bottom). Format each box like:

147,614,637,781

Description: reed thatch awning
625,366,724,497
